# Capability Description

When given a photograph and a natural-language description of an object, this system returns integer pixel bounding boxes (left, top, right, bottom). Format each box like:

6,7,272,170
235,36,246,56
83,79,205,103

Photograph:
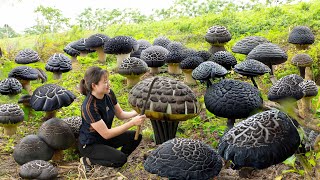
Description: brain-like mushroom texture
128,76,200,121
247,43,288,66
104,36,138,55
0,103,24,135
205,79,262,119
19,160,58,180
140,45,169,67
153,36,171,48
291,53,313,72
30,84,76,111
131,39,152,58
180,56,204,70
232,36,270,55
166,41,184,52
13,134,54,165
234,59,271,76
85,33,110,49
205,25,232,44
45,53,72,73
0,77,22,95
62,116,82,137
299,80,318,97
144,138,222,180
15,49,40,64
218,109,300,169
288,26,315,45
212,51,237,70
268,74,304,101
38,118,75,150
192,61,227,80
8,66,39,80
118,57,148,75
197,50,213,61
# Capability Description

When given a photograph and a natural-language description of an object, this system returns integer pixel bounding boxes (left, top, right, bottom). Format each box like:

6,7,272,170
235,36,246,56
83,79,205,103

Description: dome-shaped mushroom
129,76,200,144
0,77,22,97
118,57,149,87
131,39,152,58
218,110,300,172
212,51,237,70
299,80,318,118
45,53,72,79
63,42,80,62
85,33,110,63
165,50,185,75
288,26,315,50
13,134,54,165
0,103,24,136
70,38,95,56
291,53,313,79
180,56,204,85
153,36,171,49
15,49,40,64
8,66,39,94
62,116,82,137
144,138,222,180
205,25,232,54
30,84,76,121
140,45,169,74
205,79,262,129
196,50,213,61
232,36,270,55
19,160,58,180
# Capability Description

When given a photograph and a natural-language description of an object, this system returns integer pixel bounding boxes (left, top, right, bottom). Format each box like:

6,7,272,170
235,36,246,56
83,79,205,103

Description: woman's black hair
80,66,108,95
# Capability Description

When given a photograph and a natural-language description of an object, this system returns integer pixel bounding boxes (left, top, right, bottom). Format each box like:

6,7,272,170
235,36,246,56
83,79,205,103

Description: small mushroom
19,160,58,180
130,39,152,58
204,25,232,54
299,80,318,118
15,49,40,64
18,94,33,119
180,56,204,85
85,33,110,63
288,26,315,50
0,77,22,97
153,36,171,49
63,42,80,62
140,45,169,74
0,103,24,136
232,36,270,55
118,57,148,87
8,66,39,94
211,51,237,70
165,51,185,75
45,53,72,79
144,138,222,180
291,53,313,79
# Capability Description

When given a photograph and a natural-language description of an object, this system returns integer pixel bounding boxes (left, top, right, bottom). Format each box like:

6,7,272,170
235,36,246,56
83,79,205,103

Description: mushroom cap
268,74,304,101
140,45,169,68
70,38,95,53
45,53,72,73
234,59,271,76
218,109,300,169
130,39,152,58
291,53,313,67
192,61,227,80
204,25,232,44
128,76,200,121
85,33,110,48
0,103,24,125
212,51,237,70
144,138,222,180
166,41,185,52
299,80,318,97
303,128,319,151
196,50,213,61
165,50,185,64
8,66,39,80
15,49,40,64
19,160,58,180
288,26,315,45
247,43,288,66
13,134,54,165
181,48,198,59
62,116,82,136
38,118,75,150
18,94,31,106
232,36,270,55
153,36,171,48
0,78,22,95
63,43,80,57
30,84,76,111
179,56,204,70
104,36,138,55
35,67,47,83
118,57,149,75
204,79,262,119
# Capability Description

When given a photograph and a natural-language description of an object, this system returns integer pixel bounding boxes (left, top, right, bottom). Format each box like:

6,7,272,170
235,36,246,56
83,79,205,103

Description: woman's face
93,74,110,94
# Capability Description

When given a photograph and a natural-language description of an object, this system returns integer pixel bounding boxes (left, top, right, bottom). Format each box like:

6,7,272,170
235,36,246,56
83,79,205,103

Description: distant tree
76,8,97,30
0,24,19,38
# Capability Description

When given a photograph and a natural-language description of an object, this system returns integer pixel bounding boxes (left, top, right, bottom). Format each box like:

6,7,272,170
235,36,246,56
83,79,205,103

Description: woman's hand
131,114,146,126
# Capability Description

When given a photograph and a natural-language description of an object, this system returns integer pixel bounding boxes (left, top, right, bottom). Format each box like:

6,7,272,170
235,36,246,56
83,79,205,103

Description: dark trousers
78,131,142,168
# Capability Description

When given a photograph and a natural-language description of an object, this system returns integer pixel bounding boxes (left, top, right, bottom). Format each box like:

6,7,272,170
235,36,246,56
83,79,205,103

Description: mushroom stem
305,67,313,80
250,76,258,88
126,75,142,88
51,150,64,162
71,56,77,62
227,118,235,129
268,64,277,84
3,125,17,136
20,80,32,95
150,67,160,74
298,66,306,79
182,69,197,85
116,54,131,69
295,44,310,50
206,79,212,88
300,96,313,119
53,72,62,80
168,63,182,75
209,44,226,54
79,52,87,57
43,110,57,121
93,47,106,63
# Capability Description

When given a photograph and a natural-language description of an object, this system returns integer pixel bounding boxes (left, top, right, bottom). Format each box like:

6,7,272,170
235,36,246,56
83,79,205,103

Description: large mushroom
204,25,232,54
140,45,169,74
179,56,204,85
165,41,185,74
128,76,200,144
8,66,39,94
45,53,72,80
291,53,313,79
118,57,149,87
288,26,315,50
211,51,237,70
0,103,24,136
85,33,110,63
15,49,40,64
144,138,222,180
130,39,152,58
0,77,22,97
30,84,76,121
231,36,270,55
19,160,58,180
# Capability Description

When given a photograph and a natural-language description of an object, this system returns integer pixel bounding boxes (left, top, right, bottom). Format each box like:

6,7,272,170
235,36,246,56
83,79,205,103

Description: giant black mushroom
15,49,40,64
231,36,270,55
19,160,58,180
0,103,24,136
63,42,80,62
144,138,222,180
211,51,237,70
130,39,152,58
204,79,262,129
140,45,169,74
30,84,76,121
118,57,149,87
291,53,313,80
234,59,271,88
84,33,110,63
45,53,72,80
299,80,318,118
204,25,232,54
13,134,54,165
165,41,185,74
288,26,315,50
153,36,171,49
8,66,40,94
218,109,300,177
247,43,288,84
129,77,200,144
179,56,204,85
0,77,22,97
70,38,95,57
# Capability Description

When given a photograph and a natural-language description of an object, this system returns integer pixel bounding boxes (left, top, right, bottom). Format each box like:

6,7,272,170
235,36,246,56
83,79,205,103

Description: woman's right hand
131,114,146,126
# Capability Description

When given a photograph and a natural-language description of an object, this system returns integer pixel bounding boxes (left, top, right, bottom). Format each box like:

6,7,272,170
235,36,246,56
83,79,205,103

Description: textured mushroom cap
0,78,22,95
62,116,82,136
63,43,80,57
303,128,319,151
70,38,95,53
153,36,171,48
19,160,58,180
218,109,300,169
165,50,185,64
197,50,213,61
13,134,54,165
181,48,199,59
288,26,315,45
30,84,76,111
140,46,169,67
247,43,288,65
131,39,152,58
205,25,232,44
0,103,24,125
104,36,138,54
18,94,31,105
38,118,75,150
212,51,237,70
299,80,318,97
118,57,148,75
35,67,47,83
192,61,227,80
144,138,222,180
180,56,204,70
291,53,313,67
128,77,200,121
8,66,39,80
234,59,271,76
85,33,110,48
232,36,270,55
205,79,262,119
268,74,304,101
45,53,72,72
166,41,185,52
15,49,40,64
